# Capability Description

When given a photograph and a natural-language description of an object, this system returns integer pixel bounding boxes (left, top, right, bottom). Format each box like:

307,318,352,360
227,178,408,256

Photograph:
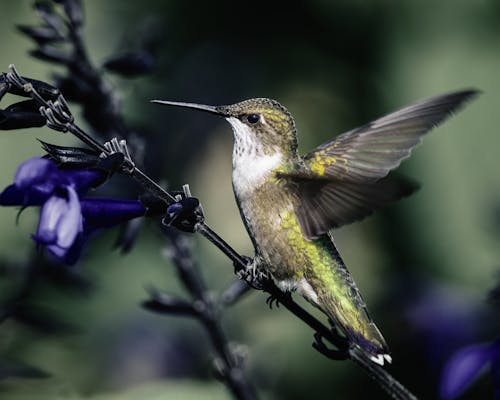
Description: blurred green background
1,1,500,399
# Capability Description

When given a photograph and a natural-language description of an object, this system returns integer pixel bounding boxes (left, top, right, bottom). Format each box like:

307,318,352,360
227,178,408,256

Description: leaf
55,0,84,28
40,140,101,167
30,46,73,65
17,25,64,45
34,1,66,38
103,52,155,77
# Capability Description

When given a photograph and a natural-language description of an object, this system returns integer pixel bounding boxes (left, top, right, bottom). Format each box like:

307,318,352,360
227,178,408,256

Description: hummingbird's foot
235,256,268,290
312,332,349,360
234,255,253,275
265,290,292,309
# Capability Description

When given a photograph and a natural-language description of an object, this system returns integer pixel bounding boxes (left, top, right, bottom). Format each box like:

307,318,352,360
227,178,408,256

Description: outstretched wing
293,175,418,240
287,89,479,240
303,89,479,182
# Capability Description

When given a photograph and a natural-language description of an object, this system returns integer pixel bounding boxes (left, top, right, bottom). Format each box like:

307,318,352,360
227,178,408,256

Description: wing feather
285,89,478,239
295,176,418,240
303,89,479,182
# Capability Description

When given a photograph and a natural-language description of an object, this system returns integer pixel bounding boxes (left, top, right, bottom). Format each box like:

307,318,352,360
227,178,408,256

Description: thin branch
153,229,257,400
349,348,417,400
221,280,252,307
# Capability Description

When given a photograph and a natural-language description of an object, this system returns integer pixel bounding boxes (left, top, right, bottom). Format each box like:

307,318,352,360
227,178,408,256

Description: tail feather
322,300,391,364
300,271,391,364
343,324,391,365
301,233,391,365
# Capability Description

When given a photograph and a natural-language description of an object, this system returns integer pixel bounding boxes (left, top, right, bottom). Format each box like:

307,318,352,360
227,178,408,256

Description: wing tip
436,87,481,116
454,88,482,99
407,87,480,133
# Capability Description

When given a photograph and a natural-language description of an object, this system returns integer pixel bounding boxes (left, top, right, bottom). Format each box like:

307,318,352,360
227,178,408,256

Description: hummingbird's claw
265,290,292,309
212,357,227,381
233,255,253,274
265,294,280,309
312,332,349,361
235,256,268,290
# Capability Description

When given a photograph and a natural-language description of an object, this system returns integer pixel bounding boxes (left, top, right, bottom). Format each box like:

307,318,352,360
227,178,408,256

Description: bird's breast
231,149,283,198
231,151,302,278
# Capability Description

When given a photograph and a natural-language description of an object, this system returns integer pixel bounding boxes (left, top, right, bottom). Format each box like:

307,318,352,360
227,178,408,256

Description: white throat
226,117,283,197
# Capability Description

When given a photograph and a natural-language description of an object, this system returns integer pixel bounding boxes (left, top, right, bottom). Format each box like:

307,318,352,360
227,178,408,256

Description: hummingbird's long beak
150,100,228,117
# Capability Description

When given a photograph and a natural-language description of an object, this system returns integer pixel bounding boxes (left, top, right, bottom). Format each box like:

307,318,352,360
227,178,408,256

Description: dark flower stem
65,123,108,154
159,230,257,400
61,8,129,138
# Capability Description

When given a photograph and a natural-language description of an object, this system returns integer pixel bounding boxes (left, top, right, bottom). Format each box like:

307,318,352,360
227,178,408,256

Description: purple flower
440,339,500,399
405,285,486,368
34,185,83,258
0,157,100,206
0,157,146,264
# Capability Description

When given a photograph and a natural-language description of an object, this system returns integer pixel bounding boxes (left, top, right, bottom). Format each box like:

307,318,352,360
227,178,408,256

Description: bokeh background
1,1,500,399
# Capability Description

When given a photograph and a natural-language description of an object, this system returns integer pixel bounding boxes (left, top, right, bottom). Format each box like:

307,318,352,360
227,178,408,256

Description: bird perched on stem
153,89,478,365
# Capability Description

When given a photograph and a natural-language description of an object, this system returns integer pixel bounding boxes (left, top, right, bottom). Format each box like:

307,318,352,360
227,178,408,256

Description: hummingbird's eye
246,113,260,124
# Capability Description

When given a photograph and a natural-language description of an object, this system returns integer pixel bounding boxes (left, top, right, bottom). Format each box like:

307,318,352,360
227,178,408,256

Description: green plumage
154,89,479,363
236,177,388,357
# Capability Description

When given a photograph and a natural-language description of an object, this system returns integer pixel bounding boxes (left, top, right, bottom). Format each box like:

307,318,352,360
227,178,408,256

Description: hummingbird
152,89,477,365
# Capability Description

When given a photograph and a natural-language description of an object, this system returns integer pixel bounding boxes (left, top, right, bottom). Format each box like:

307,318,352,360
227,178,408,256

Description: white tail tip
369,354,392,366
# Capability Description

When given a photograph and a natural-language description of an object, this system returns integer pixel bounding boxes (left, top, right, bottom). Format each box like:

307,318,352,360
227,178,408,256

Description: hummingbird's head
152,98,298,157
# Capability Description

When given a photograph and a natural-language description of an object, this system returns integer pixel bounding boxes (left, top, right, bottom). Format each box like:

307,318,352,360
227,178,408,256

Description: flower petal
63,169,104,193
54,186,82,249
440,343,492,399
14,157,56,189
47,243,68,258
491,339,500,400
2,158,105,209
81,198,145,228
34,186,82,256
36,193,70,243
